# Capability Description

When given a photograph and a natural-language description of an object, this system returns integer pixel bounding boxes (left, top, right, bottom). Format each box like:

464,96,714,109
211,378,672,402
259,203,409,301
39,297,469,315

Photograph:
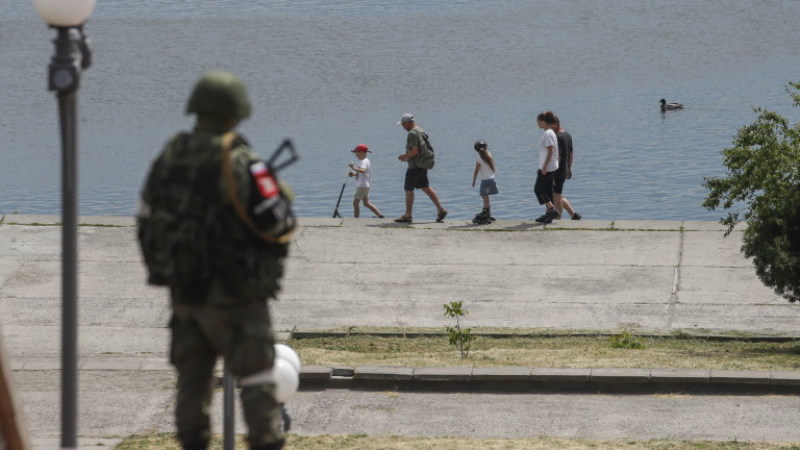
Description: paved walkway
1,215,799,447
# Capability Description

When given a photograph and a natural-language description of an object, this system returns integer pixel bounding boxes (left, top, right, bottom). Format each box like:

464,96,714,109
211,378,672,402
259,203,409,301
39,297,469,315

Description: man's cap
397,113,414,125
351,143,371,153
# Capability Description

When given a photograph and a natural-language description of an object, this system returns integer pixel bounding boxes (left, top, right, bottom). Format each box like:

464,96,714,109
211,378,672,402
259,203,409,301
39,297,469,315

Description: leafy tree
703,81,800,302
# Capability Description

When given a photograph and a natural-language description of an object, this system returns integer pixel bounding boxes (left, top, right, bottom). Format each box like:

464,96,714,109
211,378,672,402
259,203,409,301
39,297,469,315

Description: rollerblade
472,208,496,225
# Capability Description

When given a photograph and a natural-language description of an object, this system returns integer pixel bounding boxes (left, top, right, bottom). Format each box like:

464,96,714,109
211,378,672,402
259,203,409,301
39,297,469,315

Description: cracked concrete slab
1,217,798,447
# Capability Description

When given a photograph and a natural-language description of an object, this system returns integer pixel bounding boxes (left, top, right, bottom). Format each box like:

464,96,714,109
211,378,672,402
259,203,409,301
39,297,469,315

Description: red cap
351,144,371,153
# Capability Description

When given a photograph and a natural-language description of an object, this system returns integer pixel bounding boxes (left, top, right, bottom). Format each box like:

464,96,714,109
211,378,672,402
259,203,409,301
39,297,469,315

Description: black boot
180,438,209,450
282,405,292,432
250,441,285,450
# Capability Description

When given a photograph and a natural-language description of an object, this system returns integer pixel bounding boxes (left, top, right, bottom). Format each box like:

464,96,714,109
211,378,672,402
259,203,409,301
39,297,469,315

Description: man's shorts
354,187,370,200
553,173,566,195
404,167,430,191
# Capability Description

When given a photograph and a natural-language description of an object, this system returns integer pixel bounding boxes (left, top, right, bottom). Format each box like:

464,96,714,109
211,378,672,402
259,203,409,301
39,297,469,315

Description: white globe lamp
33,0,96,26
275,344,302,374
273,359,300,403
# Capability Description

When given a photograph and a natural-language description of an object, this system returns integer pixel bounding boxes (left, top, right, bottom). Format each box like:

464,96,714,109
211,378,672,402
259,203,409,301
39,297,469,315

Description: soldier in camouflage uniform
137,71,294,450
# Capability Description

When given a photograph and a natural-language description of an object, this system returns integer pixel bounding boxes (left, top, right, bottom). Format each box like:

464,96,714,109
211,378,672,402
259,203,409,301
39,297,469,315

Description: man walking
394,113,447,223
137,71,295,450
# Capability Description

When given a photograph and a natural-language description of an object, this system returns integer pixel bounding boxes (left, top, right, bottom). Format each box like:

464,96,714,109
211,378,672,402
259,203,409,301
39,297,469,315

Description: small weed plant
671,329,692,340
609,330,644,349
443,301,475,358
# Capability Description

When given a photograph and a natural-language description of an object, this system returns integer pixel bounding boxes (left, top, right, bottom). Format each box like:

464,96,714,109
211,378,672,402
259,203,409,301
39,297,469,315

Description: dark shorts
534,170,556,205
404,167,430,191
553,173,566,194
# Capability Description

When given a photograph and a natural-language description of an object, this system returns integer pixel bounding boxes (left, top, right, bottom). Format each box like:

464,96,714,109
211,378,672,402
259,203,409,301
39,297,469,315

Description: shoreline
0,214,736,232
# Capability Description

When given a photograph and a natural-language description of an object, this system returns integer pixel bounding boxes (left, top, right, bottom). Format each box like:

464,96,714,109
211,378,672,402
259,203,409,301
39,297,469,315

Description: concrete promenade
2,215,800,447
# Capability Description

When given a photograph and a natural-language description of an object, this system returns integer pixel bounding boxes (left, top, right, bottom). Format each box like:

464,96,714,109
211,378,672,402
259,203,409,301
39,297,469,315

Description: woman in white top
534,111,559,224
471,139,498,224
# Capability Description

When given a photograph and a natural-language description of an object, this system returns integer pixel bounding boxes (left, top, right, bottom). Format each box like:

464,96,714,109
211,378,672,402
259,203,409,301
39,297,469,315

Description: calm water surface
2,0,799,221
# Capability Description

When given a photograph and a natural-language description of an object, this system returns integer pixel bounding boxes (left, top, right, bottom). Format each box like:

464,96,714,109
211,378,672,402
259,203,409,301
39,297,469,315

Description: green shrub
703,81,800,303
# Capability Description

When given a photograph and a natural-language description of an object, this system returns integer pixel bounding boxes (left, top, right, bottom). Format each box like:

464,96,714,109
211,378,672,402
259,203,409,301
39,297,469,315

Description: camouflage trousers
170,296,284,449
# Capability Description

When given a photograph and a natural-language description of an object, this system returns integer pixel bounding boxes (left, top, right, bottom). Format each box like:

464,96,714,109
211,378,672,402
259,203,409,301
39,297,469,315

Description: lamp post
31,1,95,449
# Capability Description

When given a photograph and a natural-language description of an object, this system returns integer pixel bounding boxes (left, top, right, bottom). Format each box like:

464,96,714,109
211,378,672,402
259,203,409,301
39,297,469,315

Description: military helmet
186,71,252,119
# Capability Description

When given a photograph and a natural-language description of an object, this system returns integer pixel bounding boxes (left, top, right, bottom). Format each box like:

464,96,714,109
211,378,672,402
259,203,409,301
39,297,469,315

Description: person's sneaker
572,213,582,220
543,209,560,224
554,214,563,220
534,214,548,223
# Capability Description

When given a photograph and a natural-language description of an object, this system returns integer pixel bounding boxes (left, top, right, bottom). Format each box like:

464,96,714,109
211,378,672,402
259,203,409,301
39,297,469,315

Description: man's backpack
417,131,435,170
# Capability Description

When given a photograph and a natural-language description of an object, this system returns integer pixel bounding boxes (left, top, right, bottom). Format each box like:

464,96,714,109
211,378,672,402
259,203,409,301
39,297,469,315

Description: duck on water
660,99,683,111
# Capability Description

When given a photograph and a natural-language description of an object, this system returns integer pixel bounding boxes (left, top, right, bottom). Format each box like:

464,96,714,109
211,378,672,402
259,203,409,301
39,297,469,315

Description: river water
2,0,799,221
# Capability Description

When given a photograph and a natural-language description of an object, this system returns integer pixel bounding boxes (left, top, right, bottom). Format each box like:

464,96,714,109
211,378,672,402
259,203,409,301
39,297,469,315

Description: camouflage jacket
137,128,289,304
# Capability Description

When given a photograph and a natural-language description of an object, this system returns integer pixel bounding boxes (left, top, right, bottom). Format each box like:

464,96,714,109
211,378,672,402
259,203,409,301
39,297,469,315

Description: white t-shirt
538,129,559,172
476,156,496,180
355,158,372,188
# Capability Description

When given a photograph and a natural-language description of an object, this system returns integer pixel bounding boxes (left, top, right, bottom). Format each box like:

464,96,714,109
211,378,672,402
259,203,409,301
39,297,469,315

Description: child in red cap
349,144,384,218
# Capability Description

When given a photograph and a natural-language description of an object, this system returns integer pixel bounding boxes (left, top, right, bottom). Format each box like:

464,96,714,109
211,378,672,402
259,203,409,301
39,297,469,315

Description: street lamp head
33,0,96,27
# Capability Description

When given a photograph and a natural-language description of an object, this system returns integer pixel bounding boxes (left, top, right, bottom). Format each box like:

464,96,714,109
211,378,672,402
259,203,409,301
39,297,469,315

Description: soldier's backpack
137,133,221,286
138,132,297,288
417,131,436,170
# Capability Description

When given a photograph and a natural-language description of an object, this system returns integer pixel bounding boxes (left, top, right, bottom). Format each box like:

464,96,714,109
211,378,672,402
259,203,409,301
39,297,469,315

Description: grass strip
115,433,800,450
289,334,800,371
